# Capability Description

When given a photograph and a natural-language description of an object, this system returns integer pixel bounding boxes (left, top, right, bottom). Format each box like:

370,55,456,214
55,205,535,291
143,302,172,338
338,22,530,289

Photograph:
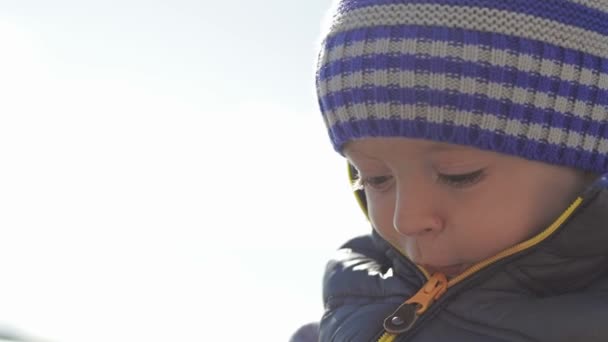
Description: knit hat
316,0,608,173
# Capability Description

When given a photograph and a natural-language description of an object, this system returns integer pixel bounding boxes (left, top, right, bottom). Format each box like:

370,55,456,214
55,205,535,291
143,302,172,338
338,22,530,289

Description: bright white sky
0,1,369,341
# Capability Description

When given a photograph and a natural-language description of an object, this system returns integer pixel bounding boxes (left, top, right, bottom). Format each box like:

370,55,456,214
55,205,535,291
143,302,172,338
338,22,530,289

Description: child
314,0,608,341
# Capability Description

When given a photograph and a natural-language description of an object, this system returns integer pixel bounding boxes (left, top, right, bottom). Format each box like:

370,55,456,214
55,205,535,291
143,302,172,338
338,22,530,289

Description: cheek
457,182,563,254
367,192,407,248
464,201,535,246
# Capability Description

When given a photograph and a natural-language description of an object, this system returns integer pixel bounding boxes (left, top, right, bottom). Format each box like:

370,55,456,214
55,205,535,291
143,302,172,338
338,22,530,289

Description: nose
393,179,444,237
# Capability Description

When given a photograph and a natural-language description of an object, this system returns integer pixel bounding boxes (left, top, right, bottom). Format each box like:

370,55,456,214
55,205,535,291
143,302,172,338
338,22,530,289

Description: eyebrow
427,142,470,153
343,146,379,160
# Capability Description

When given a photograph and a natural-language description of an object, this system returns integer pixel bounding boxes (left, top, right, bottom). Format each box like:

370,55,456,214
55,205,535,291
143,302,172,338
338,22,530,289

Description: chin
419,263,469,278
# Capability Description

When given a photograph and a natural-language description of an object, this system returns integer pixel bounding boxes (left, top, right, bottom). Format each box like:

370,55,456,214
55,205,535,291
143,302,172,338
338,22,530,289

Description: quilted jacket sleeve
319,233,420,342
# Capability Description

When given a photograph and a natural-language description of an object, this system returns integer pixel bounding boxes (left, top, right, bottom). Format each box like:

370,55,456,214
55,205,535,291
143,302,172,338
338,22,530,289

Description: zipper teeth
448,196,584,287
378,332,397,342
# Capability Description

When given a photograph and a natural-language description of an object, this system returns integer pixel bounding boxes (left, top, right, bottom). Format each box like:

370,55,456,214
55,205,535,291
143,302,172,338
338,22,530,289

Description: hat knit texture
316,0,608,173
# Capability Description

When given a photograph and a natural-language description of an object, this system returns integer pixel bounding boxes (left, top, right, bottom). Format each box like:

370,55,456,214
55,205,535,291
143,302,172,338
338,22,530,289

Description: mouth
419,263,467,277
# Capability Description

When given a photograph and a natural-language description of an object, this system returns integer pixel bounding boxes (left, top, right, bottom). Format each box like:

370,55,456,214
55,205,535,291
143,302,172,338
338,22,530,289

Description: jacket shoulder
320,234,418,342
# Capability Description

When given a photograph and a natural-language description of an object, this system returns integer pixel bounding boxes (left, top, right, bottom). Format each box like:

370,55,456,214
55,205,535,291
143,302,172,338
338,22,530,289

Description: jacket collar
503,175,608,295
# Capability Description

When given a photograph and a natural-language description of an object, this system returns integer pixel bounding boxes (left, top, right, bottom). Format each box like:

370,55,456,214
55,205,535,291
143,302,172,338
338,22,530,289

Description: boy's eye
437,169,485,188
355,175,394,191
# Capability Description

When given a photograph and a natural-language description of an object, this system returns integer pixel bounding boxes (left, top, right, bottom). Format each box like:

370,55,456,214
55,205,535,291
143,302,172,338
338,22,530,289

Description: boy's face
344,138,590,278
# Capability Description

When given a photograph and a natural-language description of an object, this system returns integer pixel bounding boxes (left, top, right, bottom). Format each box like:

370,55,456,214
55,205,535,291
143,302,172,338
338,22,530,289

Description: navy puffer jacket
320,176,608,341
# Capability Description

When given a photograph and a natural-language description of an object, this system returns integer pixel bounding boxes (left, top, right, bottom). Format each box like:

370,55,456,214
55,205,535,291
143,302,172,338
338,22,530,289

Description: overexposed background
0,1,369,341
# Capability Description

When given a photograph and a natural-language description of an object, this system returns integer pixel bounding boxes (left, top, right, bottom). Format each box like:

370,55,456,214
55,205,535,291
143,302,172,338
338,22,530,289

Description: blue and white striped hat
316,0,608,173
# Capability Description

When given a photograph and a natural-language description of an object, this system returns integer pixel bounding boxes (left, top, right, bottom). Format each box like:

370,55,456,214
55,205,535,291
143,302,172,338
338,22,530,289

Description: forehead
343,138,483,159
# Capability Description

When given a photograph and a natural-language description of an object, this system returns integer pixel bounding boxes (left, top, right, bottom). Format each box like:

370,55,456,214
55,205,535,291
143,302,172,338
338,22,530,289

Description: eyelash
436,169,485,188
353,175,392,191
353,169,485,191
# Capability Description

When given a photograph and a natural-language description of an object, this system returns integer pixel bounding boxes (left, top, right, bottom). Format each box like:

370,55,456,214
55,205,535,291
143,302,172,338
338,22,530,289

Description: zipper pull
405,272,448,314
383,273,448,334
